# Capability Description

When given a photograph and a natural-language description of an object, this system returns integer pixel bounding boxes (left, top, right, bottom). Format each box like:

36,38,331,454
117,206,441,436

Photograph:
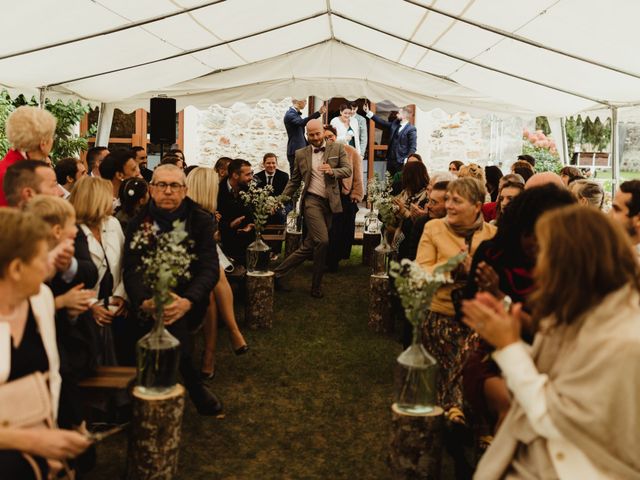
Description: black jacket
254,169,289,197
284,107,321,157
216,179,255,264
123,197,220,329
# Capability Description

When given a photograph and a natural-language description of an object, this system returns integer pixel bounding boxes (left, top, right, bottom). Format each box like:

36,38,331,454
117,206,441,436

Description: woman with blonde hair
186,167,248,379
0,209,90,478
416,177,497,424
464,206,640,479
569,179,604,209
0,106,57,206
69,176,127,365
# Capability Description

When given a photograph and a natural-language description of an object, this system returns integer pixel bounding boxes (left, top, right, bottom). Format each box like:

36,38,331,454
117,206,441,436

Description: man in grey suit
274,119,352,298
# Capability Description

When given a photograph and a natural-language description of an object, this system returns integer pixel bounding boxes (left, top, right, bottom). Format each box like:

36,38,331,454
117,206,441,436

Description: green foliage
0,89,92,162
522,143,563,174
535,116,551,135
565,115,611,153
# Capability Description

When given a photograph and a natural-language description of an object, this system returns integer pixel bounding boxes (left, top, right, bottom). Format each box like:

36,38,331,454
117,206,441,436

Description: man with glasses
131,146,153,182
123,164,223,416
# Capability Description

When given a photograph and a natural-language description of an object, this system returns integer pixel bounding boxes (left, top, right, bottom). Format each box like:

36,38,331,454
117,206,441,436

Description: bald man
525,171,565,190
274,119,352,298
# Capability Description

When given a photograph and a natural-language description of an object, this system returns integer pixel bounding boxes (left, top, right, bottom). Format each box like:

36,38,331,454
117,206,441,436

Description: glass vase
364,211,380,234
394,326,438,415
136,303,181,395
372,224,396,276
286,210,302,234
246,233,271,275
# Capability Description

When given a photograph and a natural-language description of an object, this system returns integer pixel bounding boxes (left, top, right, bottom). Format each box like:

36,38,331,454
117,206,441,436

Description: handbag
0,371,75,479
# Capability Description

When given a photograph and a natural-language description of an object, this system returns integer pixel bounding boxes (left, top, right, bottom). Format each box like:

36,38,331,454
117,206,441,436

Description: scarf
148,200,188,233
444,212,484,241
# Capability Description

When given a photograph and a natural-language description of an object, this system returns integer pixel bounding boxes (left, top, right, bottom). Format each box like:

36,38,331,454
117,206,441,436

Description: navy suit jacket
254,169,289,197
284,107,321,157
370,114,417,166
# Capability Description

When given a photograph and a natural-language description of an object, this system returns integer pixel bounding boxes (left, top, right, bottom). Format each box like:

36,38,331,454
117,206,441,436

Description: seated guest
217,159,255,265
0,209,91,478
131,146,152,182
115,178,149,232
416,177,497,424
465,205,640,479
214,157,232,181
55,157,87,199
323,125,364,271
86,146,109,178
462,186,575,440
4,160,63,208
186,167,248,379
482,174,525,223
525,171,564,190
160,154,184,170
449,160,464,175
516,153,536,169
124,164,223,415
99,150,141,209
393,161,430,260
559,165,584,186
610,179,640,251
511,160,535,183
391,153,423,195
25,195,97,430
255,153,289,196
407,179,450,262
0,106,56,206
569,179,604,209
168,149,186,167
69,177,127,366
485,166,503,202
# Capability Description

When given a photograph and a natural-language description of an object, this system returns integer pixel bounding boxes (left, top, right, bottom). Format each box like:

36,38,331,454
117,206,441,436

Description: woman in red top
0,106,56,206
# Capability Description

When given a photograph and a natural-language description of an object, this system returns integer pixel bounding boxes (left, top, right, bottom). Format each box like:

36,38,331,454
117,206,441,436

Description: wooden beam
177,110,184,151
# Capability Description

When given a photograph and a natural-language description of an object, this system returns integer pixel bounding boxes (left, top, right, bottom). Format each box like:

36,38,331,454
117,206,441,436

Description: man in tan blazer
275,119,352,297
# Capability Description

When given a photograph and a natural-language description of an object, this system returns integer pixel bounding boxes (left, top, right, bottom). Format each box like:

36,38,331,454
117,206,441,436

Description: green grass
92,247,402,479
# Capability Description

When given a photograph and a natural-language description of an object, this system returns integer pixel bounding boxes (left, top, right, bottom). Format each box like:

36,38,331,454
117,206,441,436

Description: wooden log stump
284,230,302,259
369,274,393,333
246,271,274,329
126,384,186,480
362,232,381,266
389,404,445,480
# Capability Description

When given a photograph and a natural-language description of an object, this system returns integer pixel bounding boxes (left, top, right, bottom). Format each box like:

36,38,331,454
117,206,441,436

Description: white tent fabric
2,0,640,117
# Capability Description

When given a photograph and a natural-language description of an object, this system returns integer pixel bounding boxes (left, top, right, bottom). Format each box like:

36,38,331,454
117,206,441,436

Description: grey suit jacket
283,142,352,214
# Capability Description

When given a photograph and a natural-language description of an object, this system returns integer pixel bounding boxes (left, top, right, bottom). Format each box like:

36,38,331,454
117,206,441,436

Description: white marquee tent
2,0,640,177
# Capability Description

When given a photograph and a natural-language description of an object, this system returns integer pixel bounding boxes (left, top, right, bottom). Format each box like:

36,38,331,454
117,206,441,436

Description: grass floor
92,246,403,479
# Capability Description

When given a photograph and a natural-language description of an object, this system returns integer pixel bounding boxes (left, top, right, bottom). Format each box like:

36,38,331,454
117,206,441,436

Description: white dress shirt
307,142,327,198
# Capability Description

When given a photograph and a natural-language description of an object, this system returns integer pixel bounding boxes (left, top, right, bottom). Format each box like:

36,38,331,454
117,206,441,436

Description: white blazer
0,284,61,421
80,216,127,300
330,116,361,155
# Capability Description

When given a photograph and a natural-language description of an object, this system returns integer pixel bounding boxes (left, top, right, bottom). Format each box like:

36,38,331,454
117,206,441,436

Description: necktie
314,147,325,153
267,176,273,186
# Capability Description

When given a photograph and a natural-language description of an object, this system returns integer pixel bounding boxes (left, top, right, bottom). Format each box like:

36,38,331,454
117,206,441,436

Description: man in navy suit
284,98,326,173
363,103,417,175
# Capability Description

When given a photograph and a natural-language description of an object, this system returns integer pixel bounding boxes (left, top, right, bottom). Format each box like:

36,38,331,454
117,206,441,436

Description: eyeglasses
151,182,185,191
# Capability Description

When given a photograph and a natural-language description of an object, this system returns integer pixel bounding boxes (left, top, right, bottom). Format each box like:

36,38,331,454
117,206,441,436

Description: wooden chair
78,366,136,390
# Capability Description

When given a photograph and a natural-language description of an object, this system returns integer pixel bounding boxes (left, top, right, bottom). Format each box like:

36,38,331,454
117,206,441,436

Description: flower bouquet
367,172,399,275
129,220,195,395
389,254,465,415
286,181,305,234
240,183,288,274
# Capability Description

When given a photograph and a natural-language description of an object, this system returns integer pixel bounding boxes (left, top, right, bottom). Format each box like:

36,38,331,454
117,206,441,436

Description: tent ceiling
2,0,639,117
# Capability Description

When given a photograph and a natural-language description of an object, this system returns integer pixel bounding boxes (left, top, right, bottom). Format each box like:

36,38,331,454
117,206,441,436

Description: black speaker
150,97,176,144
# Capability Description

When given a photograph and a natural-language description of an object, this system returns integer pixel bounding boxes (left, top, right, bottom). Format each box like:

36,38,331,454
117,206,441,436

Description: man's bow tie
314,147,325,153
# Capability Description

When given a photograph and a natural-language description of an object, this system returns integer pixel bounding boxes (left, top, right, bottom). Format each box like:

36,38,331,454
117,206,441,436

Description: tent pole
611,106,620,198
38,87,46,109
560,117,569,166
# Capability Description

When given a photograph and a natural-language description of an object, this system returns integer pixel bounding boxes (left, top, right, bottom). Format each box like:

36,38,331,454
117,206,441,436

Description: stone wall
196,99,292,173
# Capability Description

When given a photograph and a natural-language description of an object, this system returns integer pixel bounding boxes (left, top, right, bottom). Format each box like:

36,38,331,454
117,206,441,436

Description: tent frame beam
402,0,640,81
330,11,610,107
0,0,227,61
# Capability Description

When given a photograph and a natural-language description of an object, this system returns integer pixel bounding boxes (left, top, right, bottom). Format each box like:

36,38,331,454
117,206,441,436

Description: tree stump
284,230,302,259
246,271,274,329
362,232,380,266
369,274,393,333
389,404,445,480
126,384,186,480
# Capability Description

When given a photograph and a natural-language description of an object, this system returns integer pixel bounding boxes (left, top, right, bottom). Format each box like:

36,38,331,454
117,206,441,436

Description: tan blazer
283,142,352,214
341,144,364,202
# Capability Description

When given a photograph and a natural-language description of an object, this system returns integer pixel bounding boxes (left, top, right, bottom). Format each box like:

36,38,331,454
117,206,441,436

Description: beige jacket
0,284,61,420
341,144,364,202
283,142,352,214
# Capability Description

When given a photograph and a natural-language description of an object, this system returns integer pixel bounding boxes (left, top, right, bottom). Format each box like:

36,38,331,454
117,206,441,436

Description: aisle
94,247,401,479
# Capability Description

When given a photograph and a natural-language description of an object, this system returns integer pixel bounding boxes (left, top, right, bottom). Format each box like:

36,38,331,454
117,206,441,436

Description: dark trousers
386,160,403,175
287,154,296,174
274,193,332,289
327,194,358,269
